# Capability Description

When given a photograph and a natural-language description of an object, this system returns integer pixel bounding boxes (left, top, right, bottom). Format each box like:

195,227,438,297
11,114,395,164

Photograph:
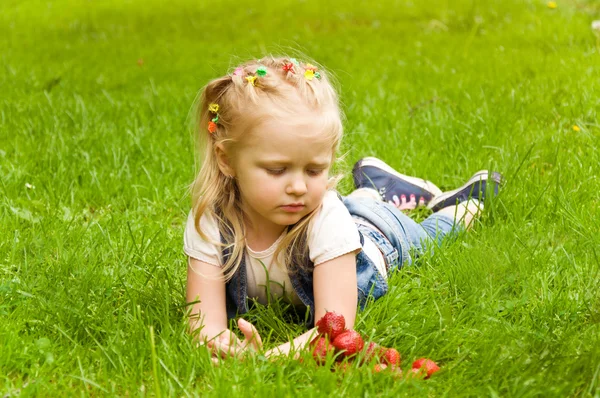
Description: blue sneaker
352,157,443,207
427,170,503,212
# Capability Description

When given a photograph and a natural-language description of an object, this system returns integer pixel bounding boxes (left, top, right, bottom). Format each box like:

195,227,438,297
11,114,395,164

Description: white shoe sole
357,157,443,197
427,170,493,210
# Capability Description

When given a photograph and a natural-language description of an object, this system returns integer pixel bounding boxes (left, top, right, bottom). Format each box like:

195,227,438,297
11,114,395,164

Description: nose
286,174,307,196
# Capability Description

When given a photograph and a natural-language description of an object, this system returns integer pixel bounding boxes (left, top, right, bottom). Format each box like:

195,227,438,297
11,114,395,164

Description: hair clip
208,103,219,113
304,64,321,80
290,58,300,66
256,66,267,77
233,67,244,76
207,103,219,134
282,63,295,73
246,76,257,86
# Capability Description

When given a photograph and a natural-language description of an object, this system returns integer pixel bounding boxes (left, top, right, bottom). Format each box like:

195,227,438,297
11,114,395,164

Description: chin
274,213,307,226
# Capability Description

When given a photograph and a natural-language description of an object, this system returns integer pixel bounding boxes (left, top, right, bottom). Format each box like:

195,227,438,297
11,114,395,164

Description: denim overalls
222,196,459,326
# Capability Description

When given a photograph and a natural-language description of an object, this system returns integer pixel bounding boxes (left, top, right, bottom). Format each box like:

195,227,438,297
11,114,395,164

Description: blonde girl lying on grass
184,56,501,359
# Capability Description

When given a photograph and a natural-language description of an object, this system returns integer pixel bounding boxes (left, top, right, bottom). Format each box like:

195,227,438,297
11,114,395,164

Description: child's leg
366,199,479,264
419,169,502,245
416,200,482,251
345,196,446,267
428,170,502,212
435,200,483,230
419,169,502,241
376,202,462,264
345,169,501,267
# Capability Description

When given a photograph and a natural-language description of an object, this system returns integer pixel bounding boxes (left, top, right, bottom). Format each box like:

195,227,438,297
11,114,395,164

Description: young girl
184,56,501,359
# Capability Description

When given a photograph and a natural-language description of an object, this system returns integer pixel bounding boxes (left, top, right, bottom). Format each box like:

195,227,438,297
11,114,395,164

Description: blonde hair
191,55,344,280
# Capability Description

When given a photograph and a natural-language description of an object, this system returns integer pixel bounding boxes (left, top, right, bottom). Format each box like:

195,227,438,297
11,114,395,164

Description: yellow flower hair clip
304,64,321,80
208,103,219,113
246,76,258,86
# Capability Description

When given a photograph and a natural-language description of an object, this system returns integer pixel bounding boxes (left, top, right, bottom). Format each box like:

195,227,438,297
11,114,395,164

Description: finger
208,332,243,359
212,338,243,358
238,318,263,351
206,339,226,359
211,356,220,366
419,197,425,207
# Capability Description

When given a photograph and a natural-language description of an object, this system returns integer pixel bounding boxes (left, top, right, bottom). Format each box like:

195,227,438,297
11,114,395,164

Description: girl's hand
207,319,263,359
264,328,320,360
236,318,263,353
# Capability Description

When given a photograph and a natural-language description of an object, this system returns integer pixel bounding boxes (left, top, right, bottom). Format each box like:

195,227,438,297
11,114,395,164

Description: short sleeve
308,191,362,265
183,210,222,266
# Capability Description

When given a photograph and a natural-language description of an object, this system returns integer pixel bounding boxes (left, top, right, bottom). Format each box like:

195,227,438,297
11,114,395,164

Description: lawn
1,0,600,396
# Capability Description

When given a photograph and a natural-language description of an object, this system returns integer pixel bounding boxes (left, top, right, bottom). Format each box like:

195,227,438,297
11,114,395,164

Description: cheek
239,171,281,201
308,175,329,196
257,180,282,200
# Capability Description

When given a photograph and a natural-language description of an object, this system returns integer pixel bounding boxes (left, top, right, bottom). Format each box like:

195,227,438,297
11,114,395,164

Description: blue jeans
343,196,462,270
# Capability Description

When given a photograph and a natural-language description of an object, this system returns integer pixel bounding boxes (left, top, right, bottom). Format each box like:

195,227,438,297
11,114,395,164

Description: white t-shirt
183,191,386,305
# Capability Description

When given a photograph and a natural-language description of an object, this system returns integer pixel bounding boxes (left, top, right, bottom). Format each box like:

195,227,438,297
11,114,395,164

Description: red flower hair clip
283,63,295,73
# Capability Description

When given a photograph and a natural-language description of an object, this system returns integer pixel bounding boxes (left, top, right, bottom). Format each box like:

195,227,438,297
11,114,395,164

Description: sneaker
427,170,502,212
352,157,443,207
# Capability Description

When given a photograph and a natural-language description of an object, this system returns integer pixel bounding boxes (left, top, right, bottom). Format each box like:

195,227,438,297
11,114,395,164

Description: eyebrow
306,161,330,168
258,159,331,168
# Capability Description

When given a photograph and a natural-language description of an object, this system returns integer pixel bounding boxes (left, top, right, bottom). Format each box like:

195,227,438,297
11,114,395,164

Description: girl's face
227,116,335,236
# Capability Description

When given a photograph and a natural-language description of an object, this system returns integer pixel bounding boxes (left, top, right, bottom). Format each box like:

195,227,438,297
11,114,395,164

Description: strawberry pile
310,311,440,379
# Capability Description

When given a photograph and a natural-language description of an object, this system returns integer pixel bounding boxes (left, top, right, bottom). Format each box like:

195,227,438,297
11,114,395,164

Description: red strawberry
332,330,365,357
382,348,401,368
412,358,440,379
315,312,346,340
311,336,333,364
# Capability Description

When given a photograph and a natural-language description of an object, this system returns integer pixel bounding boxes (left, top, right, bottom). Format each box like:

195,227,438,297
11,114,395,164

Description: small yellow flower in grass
547,1,557,9
572,125,581,132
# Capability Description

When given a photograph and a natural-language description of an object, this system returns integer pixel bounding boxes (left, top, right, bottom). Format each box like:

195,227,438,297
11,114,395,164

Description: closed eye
266,168,285,175
307,169,325,176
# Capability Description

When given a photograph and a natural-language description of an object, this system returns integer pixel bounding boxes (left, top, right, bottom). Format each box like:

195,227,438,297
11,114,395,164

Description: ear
214,143,236,178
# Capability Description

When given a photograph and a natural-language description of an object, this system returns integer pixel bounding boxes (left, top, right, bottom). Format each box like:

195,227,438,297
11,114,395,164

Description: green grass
2,0,600,395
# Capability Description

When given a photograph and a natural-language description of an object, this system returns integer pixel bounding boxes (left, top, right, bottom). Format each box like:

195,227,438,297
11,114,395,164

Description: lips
280,203,305,213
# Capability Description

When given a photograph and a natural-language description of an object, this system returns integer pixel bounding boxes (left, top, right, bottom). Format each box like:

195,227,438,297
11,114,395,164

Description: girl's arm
187,258,228,339
265,251,358,357
187,258,262,357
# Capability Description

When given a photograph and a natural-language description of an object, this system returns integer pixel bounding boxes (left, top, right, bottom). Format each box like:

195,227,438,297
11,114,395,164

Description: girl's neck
244,220,287,252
